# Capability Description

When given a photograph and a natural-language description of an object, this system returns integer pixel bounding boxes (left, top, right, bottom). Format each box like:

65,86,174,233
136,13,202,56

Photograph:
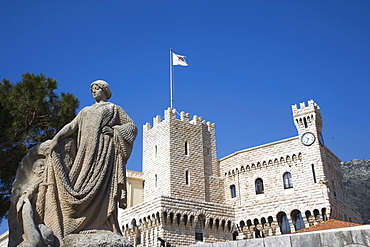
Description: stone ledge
63,232,132,247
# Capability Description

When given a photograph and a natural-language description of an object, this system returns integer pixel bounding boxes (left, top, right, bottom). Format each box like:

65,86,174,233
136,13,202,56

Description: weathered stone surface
63,232,132,247
9,80,137,247
290,232,319,247
236,238,264,247
264,235,291,247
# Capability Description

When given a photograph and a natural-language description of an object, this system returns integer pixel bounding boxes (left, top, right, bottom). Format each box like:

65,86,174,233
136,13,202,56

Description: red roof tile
292,219,361,234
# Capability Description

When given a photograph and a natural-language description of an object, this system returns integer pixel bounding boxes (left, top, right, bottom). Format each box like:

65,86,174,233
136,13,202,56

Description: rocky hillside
341,159,370,224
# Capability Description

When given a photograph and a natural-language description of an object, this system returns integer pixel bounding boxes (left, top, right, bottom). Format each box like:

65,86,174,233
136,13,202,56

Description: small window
255,178,264,194
230,185,236,198
283,172,293,189
185,141,189,155
185,170,189,185
155,174,157,187
311,164,317,183
155,145,157,158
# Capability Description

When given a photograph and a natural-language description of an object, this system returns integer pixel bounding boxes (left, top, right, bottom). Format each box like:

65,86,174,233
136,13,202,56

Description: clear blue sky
1,0,369,233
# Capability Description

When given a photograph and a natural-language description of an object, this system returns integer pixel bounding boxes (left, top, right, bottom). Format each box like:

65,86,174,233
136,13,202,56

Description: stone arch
257,162,261,169
280,157,285,163
162,211,168,225
241,166,245,172
189,214,195,228
276,211,291,234
298,152,302,161
183,214,189,227
268,160,273,166
313,209,320,219
291,209,305,231
246,165,251,171
176,213,181,226
221,219,226,231
261,217,267,226
156,212,161,224
169,212,174,225
251,164,256,169
321,208,327,221
208,217,214,230
227,220,233,232
286,155,291,163
215,218,220,231
240,220,245,230
292,154,297,162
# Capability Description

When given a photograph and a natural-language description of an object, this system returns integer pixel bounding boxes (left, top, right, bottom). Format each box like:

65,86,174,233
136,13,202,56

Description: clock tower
292,100,324,146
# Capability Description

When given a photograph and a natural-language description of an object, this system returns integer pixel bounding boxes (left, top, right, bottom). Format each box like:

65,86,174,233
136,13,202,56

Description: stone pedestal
63,232,132,247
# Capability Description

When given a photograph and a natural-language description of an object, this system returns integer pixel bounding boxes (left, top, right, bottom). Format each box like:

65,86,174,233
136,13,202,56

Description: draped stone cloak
35,102,137,244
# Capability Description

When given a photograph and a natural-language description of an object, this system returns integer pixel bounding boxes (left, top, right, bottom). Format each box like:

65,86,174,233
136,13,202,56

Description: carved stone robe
36,102,137,244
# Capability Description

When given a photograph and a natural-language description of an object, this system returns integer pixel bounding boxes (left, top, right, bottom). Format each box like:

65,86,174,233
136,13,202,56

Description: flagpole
170,49,174,108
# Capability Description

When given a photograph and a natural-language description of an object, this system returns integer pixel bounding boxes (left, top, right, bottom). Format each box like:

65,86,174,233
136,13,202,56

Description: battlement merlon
143,107,216,131
292,100,321,117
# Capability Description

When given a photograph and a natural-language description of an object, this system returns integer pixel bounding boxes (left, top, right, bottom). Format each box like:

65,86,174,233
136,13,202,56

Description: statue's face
32,160,45,177
91,84,107,102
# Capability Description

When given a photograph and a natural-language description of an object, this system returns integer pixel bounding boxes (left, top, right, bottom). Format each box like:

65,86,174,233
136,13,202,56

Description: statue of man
16,159,55,247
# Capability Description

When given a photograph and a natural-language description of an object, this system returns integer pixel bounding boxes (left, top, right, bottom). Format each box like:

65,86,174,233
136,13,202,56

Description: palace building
120,100,361,246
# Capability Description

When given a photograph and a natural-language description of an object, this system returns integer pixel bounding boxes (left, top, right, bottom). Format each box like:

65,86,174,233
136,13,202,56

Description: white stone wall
126,170,144,208
121,196,235,246
142,108,222,203
219,100,361,236
121,100,361,246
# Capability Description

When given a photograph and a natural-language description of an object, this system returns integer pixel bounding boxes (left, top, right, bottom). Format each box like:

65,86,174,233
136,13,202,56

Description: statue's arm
50,113,79,151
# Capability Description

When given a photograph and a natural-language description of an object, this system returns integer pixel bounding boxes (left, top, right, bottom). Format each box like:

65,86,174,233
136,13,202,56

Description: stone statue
9,80,137,247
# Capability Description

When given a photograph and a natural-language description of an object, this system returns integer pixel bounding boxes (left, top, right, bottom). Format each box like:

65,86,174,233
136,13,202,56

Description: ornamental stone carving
9,80,137,247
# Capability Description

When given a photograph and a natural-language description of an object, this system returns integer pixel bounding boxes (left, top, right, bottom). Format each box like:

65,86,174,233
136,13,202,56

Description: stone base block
63,232,132,247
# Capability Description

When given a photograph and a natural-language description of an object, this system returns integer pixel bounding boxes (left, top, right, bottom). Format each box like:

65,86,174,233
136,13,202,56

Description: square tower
142,108,221,202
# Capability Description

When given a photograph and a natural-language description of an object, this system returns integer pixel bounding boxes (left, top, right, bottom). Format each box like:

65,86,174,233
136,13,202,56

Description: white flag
172,52,188,66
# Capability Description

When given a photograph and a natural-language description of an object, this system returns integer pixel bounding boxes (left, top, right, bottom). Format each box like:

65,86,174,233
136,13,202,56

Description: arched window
255,178,264,194
283,172,293,189
230,184,236,198
195,216,204,242
277,212,291,234
291,210,305,231
303,117,308,128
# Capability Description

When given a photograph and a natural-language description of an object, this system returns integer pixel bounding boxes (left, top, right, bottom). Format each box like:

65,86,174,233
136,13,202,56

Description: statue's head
90,80,112,100
32,159,45,177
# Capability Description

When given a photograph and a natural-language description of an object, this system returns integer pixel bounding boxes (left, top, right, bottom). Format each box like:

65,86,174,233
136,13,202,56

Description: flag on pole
172,52,188,66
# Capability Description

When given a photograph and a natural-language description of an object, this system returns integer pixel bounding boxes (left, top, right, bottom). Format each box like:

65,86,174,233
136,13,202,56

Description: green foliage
0,73,79,222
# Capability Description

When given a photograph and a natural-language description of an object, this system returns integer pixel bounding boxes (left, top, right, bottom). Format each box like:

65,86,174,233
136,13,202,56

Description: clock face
302,132,315,146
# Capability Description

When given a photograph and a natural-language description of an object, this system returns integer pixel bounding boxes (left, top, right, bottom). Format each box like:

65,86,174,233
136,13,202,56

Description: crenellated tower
142,107,223,202
292,100,324,146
